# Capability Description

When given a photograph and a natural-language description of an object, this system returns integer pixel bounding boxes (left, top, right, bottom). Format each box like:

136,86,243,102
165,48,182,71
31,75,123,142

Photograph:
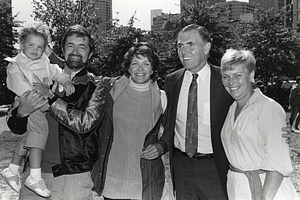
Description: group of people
1,21,298,200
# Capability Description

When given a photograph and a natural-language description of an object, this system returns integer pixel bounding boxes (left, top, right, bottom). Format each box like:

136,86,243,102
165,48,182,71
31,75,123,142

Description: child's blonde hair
19,23,50,47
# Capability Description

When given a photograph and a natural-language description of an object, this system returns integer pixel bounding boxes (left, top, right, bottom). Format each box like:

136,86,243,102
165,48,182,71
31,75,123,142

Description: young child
1,23,74,197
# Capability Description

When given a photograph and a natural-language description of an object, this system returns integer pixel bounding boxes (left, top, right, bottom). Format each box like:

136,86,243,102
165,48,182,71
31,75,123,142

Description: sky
12,0,249,31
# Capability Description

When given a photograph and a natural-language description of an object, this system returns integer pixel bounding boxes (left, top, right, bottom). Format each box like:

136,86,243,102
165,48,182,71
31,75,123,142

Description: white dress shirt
174,63,213,154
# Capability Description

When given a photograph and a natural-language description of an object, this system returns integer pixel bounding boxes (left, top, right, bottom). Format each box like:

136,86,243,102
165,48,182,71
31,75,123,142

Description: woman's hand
141,144,163,160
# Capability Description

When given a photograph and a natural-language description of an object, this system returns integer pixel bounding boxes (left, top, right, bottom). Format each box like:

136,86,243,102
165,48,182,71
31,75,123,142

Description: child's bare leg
28,147,42,180
25,147,51,197
9,152,26,175
7,138,28,175
11,152,25,165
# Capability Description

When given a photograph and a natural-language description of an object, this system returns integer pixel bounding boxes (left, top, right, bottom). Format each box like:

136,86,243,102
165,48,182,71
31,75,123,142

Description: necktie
185,73,198,158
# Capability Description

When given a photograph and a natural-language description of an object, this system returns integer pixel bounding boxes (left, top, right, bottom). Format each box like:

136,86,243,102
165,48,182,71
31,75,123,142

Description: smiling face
221,64,255,105
63,34,91,70
21,34,46,60
177,29,211,73
128,55,153,84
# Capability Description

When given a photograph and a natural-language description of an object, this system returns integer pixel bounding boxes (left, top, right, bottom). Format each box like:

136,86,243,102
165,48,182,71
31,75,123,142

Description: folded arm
49,79,109,135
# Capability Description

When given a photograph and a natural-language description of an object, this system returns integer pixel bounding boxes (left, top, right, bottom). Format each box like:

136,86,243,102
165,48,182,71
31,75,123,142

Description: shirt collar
63,66,87,80
185,63,210,81
70,71,78,80
247,88,261,105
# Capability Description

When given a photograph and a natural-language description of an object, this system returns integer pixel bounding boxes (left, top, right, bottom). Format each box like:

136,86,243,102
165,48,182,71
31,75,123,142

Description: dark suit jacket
158,64,234,193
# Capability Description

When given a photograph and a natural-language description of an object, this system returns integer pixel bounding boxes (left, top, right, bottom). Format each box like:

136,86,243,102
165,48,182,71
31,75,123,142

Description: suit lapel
171,69,185,116
210,65,222,131
170,67,222,131
169,67,223,136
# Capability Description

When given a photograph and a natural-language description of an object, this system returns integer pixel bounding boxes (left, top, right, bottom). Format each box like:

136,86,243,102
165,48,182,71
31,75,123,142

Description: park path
0,106,19,200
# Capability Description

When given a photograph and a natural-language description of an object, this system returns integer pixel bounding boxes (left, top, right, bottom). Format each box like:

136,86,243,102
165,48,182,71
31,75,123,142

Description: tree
94,0,237,87
0,0,20,104
235,8,300,84
90,12,148,77
31,0,149,80
142,30,180,88
91,25,146,77
143,0,236,88
32,0,101,58
0,0,18,60
173,0,235,65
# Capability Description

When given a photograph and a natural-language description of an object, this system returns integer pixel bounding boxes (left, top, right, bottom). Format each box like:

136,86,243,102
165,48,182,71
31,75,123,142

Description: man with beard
6,24,109,200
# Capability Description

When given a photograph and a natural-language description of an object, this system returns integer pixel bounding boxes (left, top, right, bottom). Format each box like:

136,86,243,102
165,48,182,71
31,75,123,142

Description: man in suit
146,24,234,199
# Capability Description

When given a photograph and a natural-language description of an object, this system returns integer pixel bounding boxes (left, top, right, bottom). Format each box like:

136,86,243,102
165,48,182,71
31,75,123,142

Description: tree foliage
175,0,234,65
2,0,300,107
148,31,180,83
30,0,300,89
89,12,149,77
32,0,101,57
235,8,300,83
94,25,181,85
0,0,18,60
91,26,145,77
0,0,20,104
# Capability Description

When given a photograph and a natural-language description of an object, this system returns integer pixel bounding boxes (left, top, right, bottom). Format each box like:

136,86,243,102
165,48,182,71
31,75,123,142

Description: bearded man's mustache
66,54,85,69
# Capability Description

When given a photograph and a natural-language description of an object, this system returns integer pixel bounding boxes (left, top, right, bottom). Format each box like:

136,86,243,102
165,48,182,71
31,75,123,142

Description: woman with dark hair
101,42,172,200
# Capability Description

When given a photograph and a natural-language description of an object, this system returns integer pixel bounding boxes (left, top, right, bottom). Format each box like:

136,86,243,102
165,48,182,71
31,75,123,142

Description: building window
298,0,300,8
298,12,300,20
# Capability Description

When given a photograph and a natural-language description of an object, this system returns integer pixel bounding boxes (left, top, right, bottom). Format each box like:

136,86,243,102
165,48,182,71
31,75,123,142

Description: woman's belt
230,165,265,200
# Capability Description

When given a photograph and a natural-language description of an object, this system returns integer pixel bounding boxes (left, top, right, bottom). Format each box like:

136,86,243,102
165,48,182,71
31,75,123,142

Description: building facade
151,12,176,32
94,0,112,32
250,0,298,30
284,0,293,28
180,0,226,12
151,9,163,27
205,0,226,6
219,1,256,21
250,0,280,14
293,0,300,30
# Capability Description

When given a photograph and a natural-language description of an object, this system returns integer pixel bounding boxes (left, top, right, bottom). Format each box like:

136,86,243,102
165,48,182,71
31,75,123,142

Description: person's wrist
48,93,58,105
16,109,29,118
16,112,27,118
48,89,55,99
154,143,164,156
44,46,52,57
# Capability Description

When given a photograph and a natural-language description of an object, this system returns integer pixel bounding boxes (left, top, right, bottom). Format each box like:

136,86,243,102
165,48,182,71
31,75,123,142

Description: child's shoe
24,175,51,197
0,167,20,192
